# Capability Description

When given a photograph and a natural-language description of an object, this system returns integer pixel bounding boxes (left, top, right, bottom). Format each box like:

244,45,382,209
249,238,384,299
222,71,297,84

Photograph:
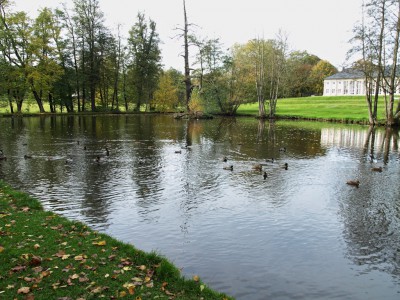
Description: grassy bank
0,181,232,300
237,96,387,123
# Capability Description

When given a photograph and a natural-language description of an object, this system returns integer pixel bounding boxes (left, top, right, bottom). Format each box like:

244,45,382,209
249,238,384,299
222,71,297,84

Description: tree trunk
32,89,46,113
183,0,192,112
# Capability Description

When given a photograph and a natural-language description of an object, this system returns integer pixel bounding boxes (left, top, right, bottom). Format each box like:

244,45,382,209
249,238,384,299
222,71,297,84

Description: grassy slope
0,181,232,300
237,96,388,122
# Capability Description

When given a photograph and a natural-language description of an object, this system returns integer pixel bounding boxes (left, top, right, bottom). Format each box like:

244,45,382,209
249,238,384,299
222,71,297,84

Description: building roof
325,69,364,80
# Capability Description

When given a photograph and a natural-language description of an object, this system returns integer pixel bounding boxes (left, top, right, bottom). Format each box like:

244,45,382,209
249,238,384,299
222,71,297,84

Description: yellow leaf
119,291,127,297
104,274,109,278
34,244,40,249
135,297,142,300
193,275,200,282
62,254,70,260
200,284,205,292
144,276,151,283
0,246,4,253
138,265,146,271
123,266,132,271
71,274,80,279
92,240,106,246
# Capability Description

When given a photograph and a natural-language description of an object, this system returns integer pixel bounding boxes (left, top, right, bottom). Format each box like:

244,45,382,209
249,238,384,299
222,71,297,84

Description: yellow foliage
153,73,179,112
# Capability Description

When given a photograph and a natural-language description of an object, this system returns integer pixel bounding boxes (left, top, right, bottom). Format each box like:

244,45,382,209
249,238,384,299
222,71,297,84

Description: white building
323,68,400,96
323,69,365,96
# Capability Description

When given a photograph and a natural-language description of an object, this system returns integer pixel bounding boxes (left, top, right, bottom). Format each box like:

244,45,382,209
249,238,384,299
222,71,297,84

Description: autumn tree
152,69,180,112
309,60,337,95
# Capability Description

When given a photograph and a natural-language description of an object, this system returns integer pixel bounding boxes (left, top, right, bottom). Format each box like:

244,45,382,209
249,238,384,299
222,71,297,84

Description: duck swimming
223,165,233,171
371,166,382,172
252,164,263,171
346,180,360,187
263,172,268,180
282,163,288,170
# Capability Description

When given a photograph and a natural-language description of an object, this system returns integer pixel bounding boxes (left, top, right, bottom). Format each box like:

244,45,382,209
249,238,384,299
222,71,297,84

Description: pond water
0,115,400,299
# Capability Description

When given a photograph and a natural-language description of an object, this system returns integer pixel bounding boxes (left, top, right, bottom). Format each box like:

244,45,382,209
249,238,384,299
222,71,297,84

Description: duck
223,165,233,171
279,147,286,152
282,163,288,170
371,166,382,172
106,148,110,156
24,154,32,159
346,180,360,187
175,150,182,154
95,156,101,163
222,156,228,162
252,164,263,171
265,158,274,163
263,172,268,180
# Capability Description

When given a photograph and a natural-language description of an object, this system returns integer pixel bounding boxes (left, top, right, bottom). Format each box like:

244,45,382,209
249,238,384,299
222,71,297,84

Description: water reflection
0,116,400,299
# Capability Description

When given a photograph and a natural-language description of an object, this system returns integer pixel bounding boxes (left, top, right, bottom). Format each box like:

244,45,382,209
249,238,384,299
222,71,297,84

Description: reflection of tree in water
340,191,400,278
342,126,400,279
129,116,163,218
363,126,399,163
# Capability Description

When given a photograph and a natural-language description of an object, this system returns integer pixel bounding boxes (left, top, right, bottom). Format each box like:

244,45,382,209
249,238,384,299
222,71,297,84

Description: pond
0,115,399,300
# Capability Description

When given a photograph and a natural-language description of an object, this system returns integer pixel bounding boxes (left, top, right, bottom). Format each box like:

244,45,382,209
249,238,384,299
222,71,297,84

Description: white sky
12,0,363,71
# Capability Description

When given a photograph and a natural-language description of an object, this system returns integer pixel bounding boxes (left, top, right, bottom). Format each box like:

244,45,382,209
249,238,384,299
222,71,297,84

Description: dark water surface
0,115,399,299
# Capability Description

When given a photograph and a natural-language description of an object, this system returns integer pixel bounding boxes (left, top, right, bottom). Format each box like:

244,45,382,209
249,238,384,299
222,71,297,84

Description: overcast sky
12,0,363,70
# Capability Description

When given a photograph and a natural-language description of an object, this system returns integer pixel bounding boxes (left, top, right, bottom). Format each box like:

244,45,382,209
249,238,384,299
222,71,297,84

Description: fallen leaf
0,246,4,253
11,265,26,273
62,254,70,260
54,250,66,258
29,255,42,266
119,291,127,297
17,287,30,294
25,293,35,300
78,276,89,283
200,284,205,292
33,244,40,249
128,285,135,295
193,275,200,282
92,240,106,246
70,274,79,280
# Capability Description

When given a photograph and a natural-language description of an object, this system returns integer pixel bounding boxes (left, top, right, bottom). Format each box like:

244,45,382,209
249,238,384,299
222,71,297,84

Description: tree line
0,0,337,117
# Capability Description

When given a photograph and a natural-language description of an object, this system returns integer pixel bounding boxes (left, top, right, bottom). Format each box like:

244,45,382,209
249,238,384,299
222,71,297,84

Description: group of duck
221,147,288,180
346,165,383,187
0,145,110,164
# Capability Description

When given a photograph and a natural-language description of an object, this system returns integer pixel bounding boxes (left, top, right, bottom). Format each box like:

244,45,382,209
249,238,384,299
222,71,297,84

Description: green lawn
238,96,388,122
0,181,232,300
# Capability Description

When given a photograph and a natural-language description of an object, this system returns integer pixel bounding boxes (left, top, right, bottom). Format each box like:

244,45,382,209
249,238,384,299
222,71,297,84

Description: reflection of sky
0,117,400,300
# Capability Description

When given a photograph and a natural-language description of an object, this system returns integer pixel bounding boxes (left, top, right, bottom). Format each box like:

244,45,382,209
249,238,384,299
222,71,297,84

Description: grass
1,95,393,124
237,95,389,122
0,181,232,300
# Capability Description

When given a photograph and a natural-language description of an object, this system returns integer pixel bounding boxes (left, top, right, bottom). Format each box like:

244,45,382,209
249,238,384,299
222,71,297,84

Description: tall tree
73,0,106,112
127,12,161,112
29,8,64,113
351,0,400,126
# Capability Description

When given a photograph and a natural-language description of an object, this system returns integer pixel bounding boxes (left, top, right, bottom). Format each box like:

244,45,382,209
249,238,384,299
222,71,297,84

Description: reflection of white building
321,127,399,151
323,68,400,96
